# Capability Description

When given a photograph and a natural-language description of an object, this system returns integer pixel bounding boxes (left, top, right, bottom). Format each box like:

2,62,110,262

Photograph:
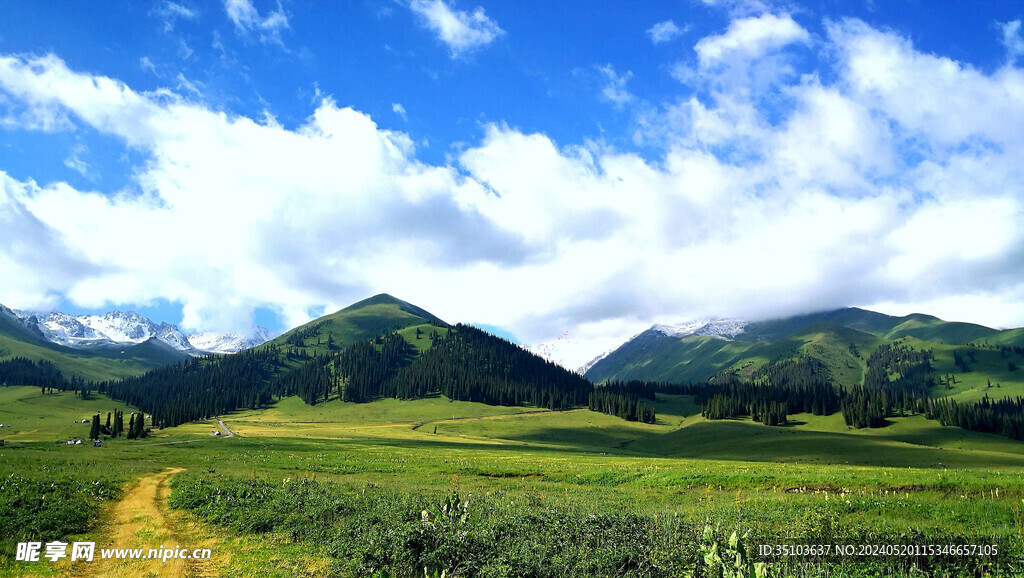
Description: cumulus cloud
648,20,684,44
695,13,809,66
1,12,1024,367
408,0,504,57
223,0,289,45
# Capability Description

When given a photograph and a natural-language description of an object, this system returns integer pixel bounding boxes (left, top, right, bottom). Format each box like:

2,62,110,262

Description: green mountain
99,293,614,428
585,307,1024,393
266,293,447,352
0,305,190,382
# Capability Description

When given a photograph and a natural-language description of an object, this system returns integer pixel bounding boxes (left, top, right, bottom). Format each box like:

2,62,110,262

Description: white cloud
695,13,809,66
392,102,408,120
1002,20,1024,64
223,0,289,45
648,20,684,44
408,0,504,57
829,18,1024,147
2,12,1024,366
595,64,634,109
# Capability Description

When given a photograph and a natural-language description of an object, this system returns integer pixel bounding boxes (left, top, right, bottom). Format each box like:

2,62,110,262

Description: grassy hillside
0,386,137,442
587,307,1024,396
587,322,879,387
926,340,1024,402
584,330,788,384
266,293,447,354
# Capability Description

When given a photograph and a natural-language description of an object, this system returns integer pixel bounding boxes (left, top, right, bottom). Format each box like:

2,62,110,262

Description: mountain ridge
8,307,276,355
585,307,1024,385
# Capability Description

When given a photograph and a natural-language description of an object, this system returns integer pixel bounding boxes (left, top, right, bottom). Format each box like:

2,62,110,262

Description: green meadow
2,385,1024,577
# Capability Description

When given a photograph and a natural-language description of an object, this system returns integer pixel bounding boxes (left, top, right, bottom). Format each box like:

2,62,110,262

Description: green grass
0,332,177,381
924,340,1024,402
219,393,544,440
396,323,450,354
265,293,447,355
3,388,1024,577
0,386,137,442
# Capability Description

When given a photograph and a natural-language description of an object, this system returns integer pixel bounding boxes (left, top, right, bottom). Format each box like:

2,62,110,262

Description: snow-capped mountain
527,334,577,371
187,327,278,354
11,308,275,355
19,310,194,351
579,348,615,376
528,331,628,375
575,320,746,377
652,319,748,340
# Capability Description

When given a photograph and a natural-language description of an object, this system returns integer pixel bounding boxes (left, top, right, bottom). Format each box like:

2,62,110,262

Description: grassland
3,386,1024,576
0,386,137,443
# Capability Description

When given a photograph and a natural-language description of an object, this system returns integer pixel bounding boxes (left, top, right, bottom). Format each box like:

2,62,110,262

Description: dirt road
217,420,234,437
72,468,220,577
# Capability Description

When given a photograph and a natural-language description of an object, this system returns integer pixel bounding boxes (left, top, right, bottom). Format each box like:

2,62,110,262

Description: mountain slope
266,293,447,352
0,305,190,381
99,294,614,428
586,308,1024,387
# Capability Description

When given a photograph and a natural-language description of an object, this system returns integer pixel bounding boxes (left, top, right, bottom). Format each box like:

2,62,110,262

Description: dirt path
73,468,220,578
217,419,235,437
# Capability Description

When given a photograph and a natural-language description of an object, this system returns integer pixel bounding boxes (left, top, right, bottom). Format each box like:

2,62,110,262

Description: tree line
589,382,656,423
700,358,840,425
95,349,282,428
0,357,66,389
87,324,652,426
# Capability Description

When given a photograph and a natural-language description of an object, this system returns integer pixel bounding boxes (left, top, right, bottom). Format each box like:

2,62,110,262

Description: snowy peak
187,327,278,354
579,348,615,376
24,310,192,350
651,319,747,340
527,331,627,376
10,307,274,354
528,332,577,371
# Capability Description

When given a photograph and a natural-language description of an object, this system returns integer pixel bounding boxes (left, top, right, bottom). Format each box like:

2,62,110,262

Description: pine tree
112,409,124,438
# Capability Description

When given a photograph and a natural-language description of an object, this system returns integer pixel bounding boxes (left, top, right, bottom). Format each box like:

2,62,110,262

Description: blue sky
2,1,1024,366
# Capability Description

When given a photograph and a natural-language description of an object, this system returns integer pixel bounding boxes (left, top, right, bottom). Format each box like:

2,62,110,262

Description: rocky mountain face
10,308,276,355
